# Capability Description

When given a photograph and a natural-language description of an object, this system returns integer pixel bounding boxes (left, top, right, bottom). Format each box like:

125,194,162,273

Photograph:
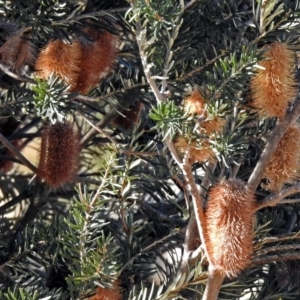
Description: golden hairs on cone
250,42,296,119
38,122,81,188
35,27,118,94
263,125,300,192
204,179,256,278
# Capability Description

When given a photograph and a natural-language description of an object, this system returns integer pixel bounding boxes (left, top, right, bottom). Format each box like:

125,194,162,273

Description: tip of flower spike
72,28,119,94
88,281,123,300
204,179,256,278
262,125,300,192
183,90,206,116
174,135,215,164
250,42,296,119
38,122,81,189
35,40,82,88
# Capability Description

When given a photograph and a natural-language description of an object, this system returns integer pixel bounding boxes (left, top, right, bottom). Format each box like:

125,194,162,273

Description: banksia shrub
38,122,81,188
174,136,215,164
35,40,82,89
204,179,256,278
88,282,123,300
262,125,300,192
250,42,296,119
183,90,224,134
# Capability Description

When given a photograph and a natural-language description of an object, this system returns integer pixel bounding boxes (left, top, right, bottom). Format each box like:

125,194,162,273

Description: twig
184,0,197,10
259,183,300,208
254,244,300,257
0,62,36,84
78,111,118,148
250,252,300,268
0,132,38,174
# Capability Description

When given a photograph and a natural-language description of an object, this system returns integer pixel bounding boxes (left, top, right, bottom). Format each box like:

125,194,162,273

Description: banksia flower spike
73,29,119,94
174,136,215,164
35,40,82,88
250,42,296,119
262,125,300,192
204,179,256,278
88,281,123,300
38,122,81,188
183,90,224,134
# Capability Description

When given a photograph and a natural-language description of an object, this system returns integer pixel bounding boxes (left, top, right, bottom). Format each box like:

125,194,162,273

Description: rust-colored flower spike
72,28,119,94
250,42,296,119
174,136,215,164
204,179,256,278
183,90,224,134
38,122,81,188
35,40,82,88
88,282,123,300
263,125,300,192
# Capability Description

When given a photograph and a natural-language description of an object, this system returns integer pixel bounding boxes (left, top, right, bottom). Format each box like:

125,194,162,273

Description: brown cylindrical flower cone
204,179,256,278
174,136,215,164
88,282,122,300
263,125,300,192
250,42,296,119
72,29,119,94
35,40,82,88
38,122,81,188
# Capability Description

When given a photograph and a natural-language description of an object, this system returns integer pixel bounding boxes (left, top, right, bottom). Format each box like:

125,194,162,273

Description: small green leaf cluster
32,74,77,124
149,100,186,139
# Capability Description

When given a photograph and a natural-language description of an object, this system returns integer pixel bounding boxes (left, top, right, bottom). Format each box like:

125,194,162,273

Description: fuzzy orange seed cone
88,282,122,300
72,29,119,94
174,136,215,164
35,40,82,88
250,42,296,119
204,179,256,278
38,122,81,188
263,125,300,192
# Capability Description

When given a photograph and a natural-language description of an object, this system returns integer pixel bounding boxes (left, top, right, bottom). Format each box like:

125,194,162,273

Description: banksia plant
174,136,215,164
38,121,81,188
262,125,300,192
204,179,256,278
183,90,224,134
250,42,296,119
35,39,82,89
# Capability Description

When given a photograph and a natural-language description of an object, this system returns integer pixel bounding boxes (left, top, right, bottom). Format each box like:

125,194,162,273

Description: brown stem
202,267,225,300
258,183,300,208
0,131,38,173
